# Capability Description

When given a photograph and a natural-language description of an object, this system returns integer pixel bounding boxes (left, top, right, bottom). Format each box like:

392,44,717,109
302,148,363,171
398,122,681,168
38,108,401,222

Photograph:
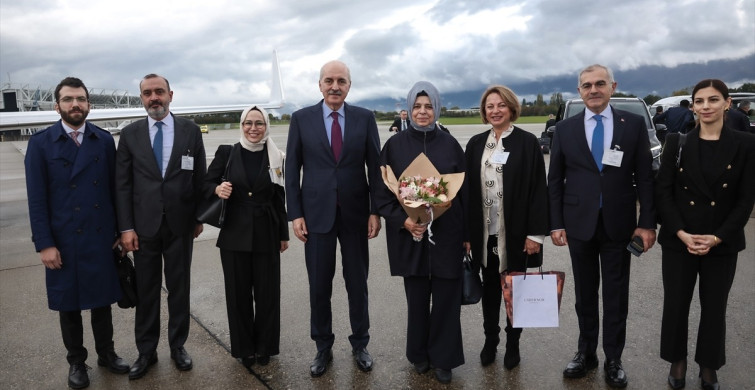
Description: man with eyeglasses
548,64,656,388
115,74,206,380
25,77,130,389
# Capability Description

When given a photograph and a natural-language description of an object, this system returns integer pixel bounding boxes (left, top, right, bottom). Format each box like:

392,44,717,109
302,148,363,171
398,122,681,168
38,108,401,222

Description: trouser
481,236,522,345
660,250,737,370
59,305,114,364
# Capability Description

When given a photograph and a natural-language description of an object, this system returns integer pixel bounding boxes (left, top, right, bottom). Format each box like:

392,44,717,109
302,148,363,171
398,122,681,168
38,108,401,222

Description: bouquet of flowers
381,153,465,226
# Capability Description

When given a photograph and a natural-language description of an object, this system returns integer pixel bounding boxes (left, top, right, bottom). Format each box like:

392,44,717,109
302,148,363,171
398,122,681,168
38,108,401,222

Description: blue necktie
591,115,604,171
153,121,164,175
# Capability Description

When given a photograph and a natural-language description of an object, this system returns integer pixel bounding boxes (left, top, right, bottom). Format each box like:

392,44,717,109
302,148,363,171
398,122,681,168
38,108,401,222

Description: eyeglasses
242,121,266,128
580,80,610,90
59,96,88,103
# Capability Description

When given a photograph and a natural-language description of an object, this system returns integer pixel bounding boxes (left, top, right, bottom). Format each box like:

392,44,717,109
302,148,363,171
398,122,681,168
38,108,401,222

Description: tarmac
1,123,753,390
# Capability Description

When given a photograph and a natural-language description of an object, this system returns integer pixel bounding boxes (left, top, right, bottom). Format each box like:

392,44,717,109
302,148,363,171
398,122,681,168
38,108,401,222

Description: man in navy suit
548,64,656,388
115,74,206,380
285,60,382,377
25,77,130,389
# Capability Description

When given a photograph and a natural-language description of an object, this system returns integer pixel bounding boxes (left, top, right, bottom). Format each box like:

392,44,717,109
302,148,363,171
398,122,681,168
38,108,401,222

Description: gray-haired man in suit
115,74,206,380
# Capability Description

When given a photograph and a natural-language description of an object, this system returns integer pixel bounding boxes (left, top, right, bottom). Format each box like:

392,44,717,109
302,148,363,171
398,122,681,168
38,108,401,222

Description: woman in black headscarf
375,81,469,385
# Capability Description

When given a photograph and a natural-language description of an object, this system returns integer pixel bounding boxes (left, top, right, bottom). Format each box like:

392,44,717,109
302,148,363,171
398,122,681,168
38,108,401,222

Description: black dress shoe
68,362,90,389
241,356,255,373
97,351,130,374
563,351,599,378
479,342,497,366
413,361,430,374
128,353,157,380
667,375,685,389
352,347,373,372
170,347,193,371
604,359,628,388
700,378,720,390
503,345,521,370
434,368,452,384
310,348,333,377
256,355,270,366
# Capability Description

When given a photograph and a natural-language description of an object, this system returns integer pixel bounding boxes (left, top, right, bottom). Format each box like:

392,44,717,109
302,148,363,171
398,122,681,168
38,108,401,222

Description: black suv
541,97,663,171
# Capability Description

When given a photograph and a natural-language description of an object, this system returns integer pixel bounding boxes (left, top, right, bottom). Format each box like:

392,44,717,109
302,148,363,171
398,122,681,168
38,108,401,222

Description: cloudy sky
1,0,753,112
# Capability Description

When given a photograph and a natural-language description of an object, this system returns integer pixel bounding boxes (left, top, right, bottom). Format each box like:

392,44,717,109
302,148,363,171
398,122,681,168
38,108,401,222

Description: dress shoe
68,362,89,389
503,345,521,370
352,347,373,372
563,351,599,378
413,361,430,374
667,375,685,389
309,348,333,377
170,347,193,371
128,353,157,380
699,370,720,390
604,359,628,388
256,355,270,366
241,356,255,373
479,340,497,366
97,351,130,374
434,368,452,384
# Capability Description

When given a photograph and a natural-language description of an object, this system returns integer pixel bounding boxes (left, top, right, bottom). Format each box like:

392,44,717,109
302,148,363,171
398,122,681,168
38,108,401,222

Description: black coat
655,128,755,254
465,127,549,271
204,144,288,253
375,127,468,278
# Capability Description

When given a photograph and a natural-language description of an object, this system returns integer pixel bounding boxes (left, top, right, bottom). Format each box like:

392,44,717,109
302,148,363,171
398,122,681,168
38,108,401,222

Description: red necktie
330,112,342,161
70,130,81,146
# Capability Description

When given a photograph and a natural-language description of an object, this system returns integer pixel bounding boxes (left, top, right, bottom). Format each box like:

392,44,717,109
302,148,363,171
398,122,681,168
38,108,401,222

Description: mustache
149,100,163,106
327,91,342,96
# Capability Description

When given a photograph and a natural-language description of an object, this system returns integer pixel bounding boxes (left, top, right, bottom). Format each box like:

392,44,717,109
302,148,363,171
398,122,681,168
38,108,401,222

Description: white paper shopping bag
512,274,559,328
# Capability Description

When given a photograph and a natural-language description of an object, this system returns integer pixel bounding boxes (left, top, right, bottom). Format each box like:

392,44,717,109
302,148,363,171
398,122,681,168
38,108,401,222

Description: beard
145,101,169,120
60,107,88,127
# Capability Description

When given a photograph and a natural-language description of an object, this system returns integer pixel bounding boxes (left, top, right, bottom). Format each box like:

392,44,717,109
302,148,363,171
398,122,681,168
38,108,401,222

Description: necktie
70,130,81,147
153,121,164,175
401,120,406,131
330,112,342,161
591,115,604,171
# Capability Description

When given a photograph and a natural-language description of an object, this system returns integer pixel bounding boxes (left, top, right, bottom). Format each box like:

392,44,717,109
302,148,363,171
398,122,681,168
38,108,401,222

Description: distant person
655,79,755,390
376,81,468,385
652,106,664,125
389,110,410,132
116,74,207,380
544,113,557,130
548,64,656,389
285,60,382,377
726,99,750,132
657,99,694,134
466,85,548,370
204,105,289,371
25,77,129,389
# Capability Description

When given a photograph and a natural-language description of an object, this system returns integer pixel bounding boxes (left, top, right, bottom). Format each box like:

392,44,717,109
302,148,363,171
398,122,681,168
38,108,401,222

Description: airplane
0,50,285,131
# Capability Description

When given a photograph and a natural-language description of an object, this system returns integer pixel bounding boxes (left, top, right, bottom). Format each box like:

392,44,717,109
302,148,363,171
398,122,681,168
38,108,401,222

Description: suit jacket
285,101,381,233
25,121,121,311
465,127,549,271
548,107,655,241
115,114,206,238
389,118,410,132
655,128,755,254
204,144,289,252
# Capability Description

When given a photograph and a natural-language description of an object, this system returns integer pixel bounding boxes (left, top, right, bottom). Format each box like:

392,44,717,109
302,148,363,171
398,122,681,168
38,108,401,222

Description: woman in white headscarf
375,81,469,385
203,105,288,371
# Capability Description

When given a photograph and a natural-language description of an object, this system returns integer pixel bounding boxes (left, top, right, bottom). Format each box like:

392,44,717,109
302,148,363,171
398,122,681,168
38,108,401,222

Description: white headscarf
238,105,285,186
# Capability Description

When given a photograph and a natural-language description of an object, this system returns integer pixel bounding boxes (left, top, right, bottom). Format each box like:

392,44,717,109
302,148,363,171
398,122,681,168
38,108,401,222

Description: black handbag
462,253,483,305
197,145,235,228
112,249,138,309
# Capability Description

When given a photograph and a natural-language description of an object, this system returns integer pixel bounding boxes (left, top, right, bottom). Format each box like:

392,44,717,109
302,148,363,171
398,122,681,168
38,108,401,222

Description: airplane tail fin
269,50,285,106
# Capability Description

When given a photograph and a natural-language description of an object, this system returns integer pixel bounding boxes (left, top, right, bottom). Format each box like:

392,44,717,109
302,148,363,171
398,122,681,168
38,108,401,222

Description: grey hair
578,64,614,86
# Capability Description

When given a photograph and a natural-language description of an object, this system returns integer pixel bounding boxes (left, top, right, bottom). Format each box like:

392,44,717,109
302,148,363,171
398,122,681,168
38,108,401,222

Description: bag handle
522,252,544,280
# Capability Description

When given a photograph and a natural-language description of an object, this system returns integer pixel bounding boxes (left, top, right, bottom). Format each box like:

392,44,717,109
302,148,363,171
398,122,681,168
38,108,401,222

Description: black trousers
133,216,194,354
567,214,631,360
481,236,522,344
660,250,737,370
304,207,370,352
59,306,114,364
403,275,464,370
220,249,281,358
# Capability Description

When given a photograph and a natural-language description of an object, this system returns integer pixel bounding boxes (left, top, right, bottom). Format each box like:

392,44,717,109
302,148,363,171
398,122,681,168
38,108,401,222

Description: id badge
490,149,510,164
603,148,623,167
181,155,194,170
